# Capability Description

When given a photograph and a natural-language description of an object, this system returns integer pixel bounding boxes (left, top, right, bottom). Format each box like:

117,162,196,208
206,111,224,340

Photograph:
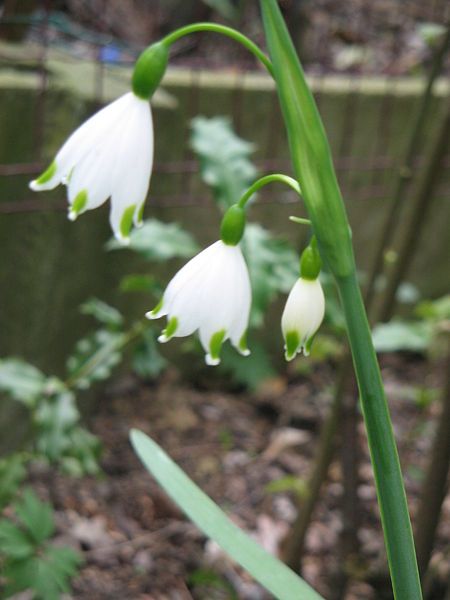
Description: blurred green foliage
0,490,82,599
372,294,450,356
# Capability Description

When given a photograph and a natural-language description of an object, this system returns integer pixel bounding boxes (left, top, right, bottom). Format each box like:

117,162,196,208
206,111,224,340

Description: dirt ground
27,353,449,599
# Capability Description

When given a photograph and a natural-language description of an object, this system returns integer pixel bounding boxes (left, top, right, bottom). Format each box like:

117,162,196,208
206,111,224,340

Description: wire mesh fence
0,0,449,212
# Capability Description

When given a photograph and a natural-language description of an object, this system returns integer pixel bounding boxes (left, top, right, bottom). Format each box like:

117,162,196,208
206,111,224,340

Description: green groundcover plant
4,1,425,598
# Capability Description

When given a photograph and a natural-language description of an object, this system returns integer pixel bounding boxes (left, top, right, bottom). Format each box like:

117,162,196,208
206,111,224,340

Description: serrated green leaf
107,218,199,261
80,297,124,328
3,556,37,597
63,427,102,476
3,546,82,600
132,329,168,379
0,520,34,559
130,429,323,600
34,391,79,461
15,489,54,544
66,329,124,390
242,224,297,326
372,320,432,353
0,455,27,509
0,359,47,407
190,116,258,210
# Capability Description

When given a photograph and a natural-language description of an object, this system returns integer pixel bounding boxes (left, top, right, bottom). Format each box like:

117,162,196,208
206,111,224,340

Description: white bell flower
281,277,325,360
29,91,153,244
146,240,251,366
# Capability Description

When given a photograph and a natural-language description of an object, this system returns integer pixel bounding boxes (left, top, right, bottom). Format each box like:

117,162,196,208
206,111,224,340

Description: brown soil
27,354,449,599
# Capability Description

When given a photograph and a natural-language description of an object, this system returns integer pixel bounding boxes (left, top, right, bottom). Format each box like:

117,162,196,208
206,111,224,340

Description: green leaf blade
130,429,323,600
0,359,47,407
0,521,34,559
15,490,54,545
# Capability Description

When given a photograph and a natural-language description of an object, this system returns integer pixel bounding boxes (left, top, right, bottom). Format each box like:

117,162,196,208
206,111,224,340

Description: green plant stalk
260,1,421,597
161,23,274,76
237,173,301,207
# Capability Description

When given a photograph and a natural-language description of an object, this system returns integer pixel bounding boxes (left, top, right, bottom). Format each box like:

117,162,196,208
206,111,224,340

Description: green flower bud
132,42,169,100
300,236,322,280
220,204,246,246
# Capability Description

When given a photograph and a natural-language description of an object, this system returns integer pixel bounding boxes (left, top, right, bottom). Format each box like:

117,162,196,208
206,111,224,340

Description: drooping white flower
281,277,325,360
29,91,153,244
146,240,251,366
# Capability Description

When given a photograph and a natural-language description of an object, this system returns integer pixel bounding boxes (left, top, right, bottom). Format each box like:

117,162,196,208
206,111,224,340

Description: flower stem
237,173,302,208
260,1,422,597
336,272,421,598
161,23,274,77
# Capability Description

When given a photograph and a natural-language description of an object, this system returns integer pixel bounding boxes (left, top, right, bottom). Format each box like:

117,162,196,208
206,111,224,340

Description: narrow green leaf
260,0,353,277
130,429,323,600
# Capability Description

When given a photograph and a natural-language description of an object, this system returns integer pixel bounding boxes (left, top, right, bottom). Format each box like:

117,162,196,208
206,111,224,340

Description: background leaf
0,359,47,407
66,330,124,390
372,320,432,353
201,0,239,21
242,224,298,326
190,116,258,210
107,218,199,261
80,298,124,329
219,341,277,390
15,489,54,544
132,328,168,379
0,456,26,510
0,521,34,559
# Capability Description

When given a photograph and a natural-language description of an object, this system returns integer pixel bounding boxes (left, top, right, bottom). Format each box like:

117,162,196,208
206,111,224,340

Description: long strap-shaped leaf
259,1,422,599
130,429,324,600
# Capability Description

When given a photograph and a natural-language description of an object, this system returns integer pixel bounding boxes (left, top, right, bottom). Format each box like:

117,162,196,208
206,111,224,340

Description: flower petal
29,93,134,191
109,97,153,242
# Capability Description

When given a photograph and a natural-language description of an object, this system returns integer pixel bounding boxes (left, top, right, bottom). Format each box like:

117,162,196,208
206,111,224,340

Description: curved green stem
161,23,274,77
237,173,302,208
